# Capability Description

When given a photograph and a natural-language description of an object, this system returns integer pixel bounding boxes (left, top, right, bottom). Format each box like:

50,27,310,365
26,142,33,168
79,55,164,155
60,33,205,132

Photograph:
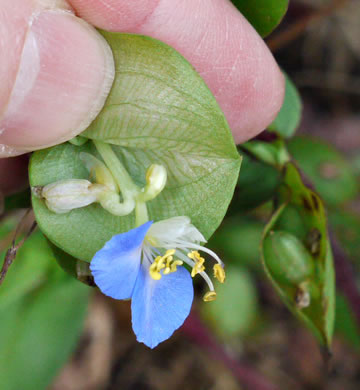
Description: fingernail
0,9,115,155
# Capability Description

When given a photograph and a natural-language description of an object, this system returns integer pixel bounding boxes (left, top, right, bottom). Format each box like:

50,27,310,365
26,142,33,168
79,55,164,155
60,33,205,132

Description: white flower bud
139,164,167,202
40,179,105,214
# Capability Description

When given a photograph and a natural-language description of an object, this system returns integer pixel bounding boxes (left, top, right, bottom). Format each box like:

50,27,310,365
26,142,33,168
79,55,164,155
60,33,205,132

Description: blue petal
131,262,194,348
90,221,152,300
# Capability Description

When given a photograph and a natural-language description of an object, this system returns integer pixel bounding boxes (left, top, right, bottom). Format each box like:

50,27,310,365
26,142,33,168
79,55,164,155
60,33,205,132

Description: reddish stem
182,311,280,390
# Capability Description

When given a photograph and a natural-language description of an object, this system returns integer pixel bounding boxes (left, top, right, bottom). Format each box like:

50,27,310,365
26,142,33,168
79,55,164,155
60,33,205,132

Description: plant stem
135,202,149,227
0,209,37,286
93,140,139,198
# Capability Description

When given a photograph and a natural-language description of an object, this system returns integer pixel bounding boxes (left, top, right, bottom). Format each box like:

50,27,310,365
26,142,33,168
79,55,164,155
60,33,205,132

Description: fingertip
223,41,285,143
68,0,285,143
0,7,115,154
69,0,160,31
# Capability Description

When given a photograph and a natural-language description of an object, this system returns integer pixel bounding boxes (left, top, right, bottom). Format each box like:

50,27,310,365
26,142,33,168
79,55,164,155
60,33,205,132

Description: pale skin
0,0,285,195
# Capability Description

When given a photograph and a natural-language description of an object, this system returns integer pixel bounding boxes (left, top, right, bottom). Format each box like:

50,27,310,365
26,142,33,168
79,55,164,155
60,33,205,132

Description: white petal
148,216,205,246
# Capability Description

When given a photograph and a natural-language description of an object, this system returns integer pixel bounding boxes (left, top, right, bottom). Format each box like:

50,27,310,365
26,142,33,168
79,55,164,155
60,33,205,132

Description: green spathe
30,33,241,261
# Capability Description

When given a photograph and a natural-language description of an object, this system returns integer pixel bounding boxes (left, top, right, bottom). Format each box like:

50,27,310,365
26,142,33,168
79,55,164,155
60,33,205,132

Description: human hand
0,0,284,194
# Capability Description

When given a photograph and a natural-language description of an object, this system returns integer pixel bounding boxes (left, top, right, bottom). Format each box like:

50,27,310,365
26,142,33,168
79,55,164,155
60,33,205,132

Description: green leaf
242,137,290,168
351,154,360,177
208,216,263,269
0,227,91,390
50,240,95,286
0,229,51,308
335,293,360,350
260,163,335,350
30,33,241,261
231,0,289,37
202,266,259,337
231,152,281,211
3,188,31,212
288,136,358,206
329,210,360,263
268,74,302,138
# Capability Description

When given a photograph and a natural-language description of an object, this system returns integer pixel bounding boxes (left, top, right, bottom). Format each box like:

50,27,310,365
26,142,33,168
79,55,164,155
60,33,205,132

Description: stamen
149,262,162,280
173,240,224,267
149,249,183,280
188,251,205,277
203,291,217,302
176,251,216,294
170,260,183,272
213,264,225,283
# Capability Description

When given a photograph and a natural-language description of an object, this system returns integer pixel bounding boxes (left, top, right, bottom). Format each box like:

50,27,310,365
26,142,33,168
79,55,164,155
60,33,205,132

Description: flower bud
139,164,167,202
40,179,104,214
263,230,314,286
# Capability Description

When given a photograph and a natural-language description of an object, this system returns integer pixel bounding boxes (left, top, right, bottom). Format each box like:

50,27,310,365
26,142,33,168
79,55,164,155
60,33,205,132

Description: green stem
68,135,88,146
135,201,149,226
93,140,139,198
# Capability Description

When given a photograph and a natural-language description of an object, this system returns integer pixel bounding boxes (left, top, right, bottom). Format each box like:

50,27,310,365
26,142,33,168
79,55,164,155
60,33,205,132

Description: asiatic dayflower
90,216,225,349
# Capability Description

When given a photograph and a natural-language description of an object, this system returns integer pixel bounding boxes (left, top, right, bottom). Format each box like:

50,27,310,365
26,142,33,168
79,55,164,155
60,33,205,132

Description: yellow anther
203,291,217,302
187,250,202,261
155,256,166,271
149,249,182,280
188,251,205,277
149,262,162,280
170,260,183,273
213,264,226,283
165,256,173,268
165,249,176,257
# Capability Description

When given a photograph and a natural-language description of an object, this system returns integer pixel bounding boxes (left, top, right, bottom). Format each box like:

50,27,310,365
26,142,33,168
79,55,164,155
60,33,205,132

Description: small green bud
263,230,314,286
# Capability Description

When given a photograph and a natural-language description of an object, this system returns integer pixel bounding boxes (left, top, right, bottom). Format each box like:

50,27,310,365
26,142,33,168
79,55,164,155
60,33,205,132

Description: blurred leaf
231,153,281,211
0,225,91,390
30,33,241,261
274,204,308,242
261,163,335,349
288,136,358,206
329,210,360,262
50,241,95,287
202,266,258,337
209,216,263,269
3,189,31,211
351,154,360,177
242,137,290,168
268,74,302,138
231,0,289,37
0,226,51,308
335,293,360,350
336,1,360,61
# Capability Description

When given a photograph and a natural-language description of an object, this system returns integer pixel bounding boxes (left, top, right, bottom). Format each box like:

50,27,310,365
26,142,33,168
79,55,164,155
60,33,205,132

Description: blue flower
90,216,225,348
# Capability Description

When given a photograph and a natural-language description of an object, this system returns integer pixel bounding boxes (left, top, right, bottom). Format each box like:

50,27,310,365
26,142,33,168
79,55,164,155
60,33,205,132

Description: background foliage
2,1,360,389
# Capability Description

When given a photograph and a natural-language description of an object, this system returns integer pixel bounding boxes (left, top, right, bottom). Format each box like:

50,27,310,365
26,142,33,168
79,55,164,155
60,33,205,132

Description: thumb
0,0,114,157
